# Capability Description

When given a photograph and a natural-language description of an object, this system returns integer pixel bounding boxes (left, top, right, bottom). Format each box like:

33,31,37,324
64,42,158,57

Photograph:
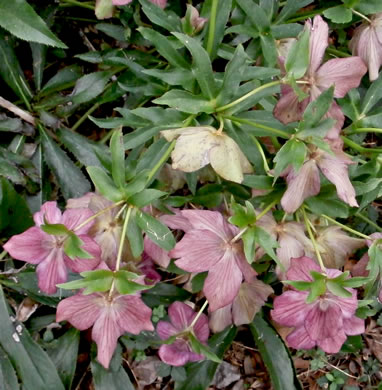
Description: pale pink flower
170,210,257,312
4,202,101,294
157,302,209,366
182,5,208,34
281,142,358,213
350,13,382,81
274,15,367,139
56,290,154,369
209,279,273,333
271,256,365,353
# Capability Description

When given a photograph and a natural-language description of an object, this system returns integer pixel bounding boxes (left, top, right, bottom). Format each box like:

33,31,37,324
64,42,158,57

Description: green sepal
114,270,153,295
64,233,93,260
40,223,69,236
188,332,222,364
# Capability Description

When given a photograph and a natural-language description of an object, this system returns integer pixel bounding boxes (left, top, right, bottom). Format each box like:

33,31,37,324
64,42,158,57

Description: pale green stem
189,300,209,329
321,214,371,239
115,206,132,271
256,200,278,221
71,103,99,132
351,8,372,23
231,227,248,244
342,136,382,154
146,140,176,183
206,0,218,56
74,200,125,232
346,128,382,135
216,80,281,113
302,208,326,272
250,135,272,175
59,0,95,10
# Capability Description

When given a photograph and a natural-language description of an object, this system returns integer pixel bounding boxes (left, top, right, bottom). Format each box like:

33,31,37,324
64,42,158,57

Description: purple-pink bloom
349,13,382,81
271,256,365,353
4,201,101,294
157,302,209,366
274,15,367,140
281,142,358,213
169,210,257,312
56,290,154,369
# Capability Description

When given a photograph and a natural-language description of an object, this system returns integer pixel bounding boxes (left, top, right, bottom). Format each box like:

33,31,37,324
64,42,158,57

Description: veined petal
317,331,347,353
56,292,103,329
168,301,196,331
287,256,321,282
204,250,243,312
273,89,309,124
36,248,67,294
281,160,321,214
317,152,358,207
67,193,94,209
235,252,257,281
343,315,365,335
62,208,94,234
316,57,367,98
65,235,101,273
3,227,52,264
144,237,171,268
157,321,178,340
33,201,62,226
271,290,311,327
160,212,193,233
159,342,201,367
334,290,358,318
286,326,315,350
173,230,225,273
277,233,306,272
306,16,329,76
192,312,209,343
209,305,232,333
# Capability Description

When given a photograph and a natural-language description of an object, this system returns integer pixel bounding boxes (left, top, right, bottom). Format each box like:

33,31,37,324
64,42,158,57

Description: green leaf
153,90,214,114
143,68,195,91
306,278,326,303
253,226,280,265
191,272,208,293
326,281,352,298
40,127,91,200
110,129,126,189
139,0,181,33
0,345,19,390
40,223,69,236
40,65,82,96
242,175,273,189
127,189,167,208
302,86,334,128
305,196,349,218
0,117,22,133
87,166,123,202
0,33,33,101
114,271,152,295
276,0,314,23
123,125,165,149
126,211,144,258
79,270,114,294
175,327,237,390
142,283,191,307
188,333,222,363
236,0,271,32
361,72,382,115
367,241,382,282
273,139,307,178
341,277,368,288
172,32,218,100
64,233,93,260
0,286,65,390
71,71,112,104
242,226,256,263
136,211,175,251
46,329,79,389
260,33,278,67
250,314,299,390
138,28,189,69
323,5,352,23
0,0,66,48
356,0,382,14
285,27,310,79
284,280,313,290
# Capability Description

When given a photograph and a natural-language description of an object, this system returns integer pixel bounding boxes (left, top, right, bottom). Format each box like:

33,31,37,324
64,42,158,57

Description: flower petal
173,230,225,273
307,16,329,75
168,301,196,330
324,101,345,140
317,331,347,354
56,292,103,329
62,208,95,234
65,235,101,273
343,315,365,336
209,305,232,333
159,342,201,367
317,152,358,208
3,227,52,264
156,321,179,340
33,201,62,226
36,248,68,294
271,290,311,327
273,88,309,124
316,57,367,98
286,326,315,350
281,160,321,214
144,237,171,268
204,250,243,312
335,290,358,319
286,256,321,282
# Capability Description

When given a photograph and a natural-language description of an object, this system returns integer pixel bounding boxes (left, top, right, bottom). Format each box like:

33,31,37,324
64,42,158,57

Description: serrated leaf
71,71,112,104
0,0,66,48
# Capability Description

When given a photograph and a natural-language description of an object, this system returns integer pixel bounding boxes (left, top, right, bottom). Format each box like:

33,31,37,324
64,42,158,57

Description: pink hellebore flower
56,290,154,369
209,279,273,333
112,0,167,8
169,210,257,312
271,256,365,353
4,202,101,294
349,13,382,81
157,302,209,366
274,15,367,140
281,142,358,213
352,233,382,277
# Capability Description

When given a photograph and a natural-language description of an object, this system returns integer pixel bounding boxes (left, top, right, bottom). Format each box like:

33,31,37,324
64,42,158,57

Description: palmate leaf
0,0,66,48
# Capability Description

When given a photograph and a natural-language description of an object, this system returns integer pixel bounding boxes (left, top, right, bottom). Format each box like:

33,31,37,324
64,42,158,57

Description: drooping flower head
271,256,365,353
169,209,257,312
157,302,209,366
349,13,382,81
274,15,367,140
4,201,101,294
56,290,154,369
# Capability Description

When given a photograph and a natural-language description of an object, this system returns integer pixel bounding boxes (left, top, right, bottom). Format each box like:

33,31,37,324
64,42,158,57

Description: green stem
346,128,382,135
71,103,99,132
59,0,95,10
206,0,218,56
189,300,209,329
327,47,351,58
115,206,132,271
257,200,277,221
216,80,281,113
223,115,290,139
302,208,326,272
74,200,125,232
341,136,382,154
351,8,371,23
321,214,370,239
355,212,382,232
231,227,248,243
146,140,176,183
250,135,272,175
